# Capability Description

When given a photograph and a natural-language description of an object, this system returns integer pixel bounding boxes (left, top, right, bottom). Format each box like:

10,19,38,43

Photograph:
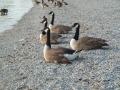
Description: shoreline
0,0,33,33
0,0,120,89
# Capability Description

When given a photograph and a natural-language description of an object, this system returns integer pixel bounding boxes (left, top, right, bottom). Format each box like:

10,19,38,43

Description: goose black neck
44,21,47,30
51,13,54,25
73,24,80,40
46,29,51,48
42,0,43,3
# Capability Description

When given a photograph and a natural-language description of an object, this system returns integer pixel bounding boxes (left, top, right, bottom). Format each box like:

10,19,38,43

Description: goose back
74,37,109,50
51,25,71,34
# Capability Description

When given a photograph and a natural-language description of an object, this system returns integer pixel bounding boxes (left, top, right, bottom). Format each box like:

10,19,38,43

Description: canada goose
40,0,49,8
43,27,81,64
40,20,64,44
48,0,54,3
70,23,109,50
34,0,40,4
54,0,67,7
54,0,62,7
48,11,72,34
0,9,8,15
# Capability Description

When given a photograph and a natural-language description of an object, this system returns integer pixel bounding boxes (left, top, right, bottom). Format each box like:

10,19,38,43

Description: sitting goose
48,0,54,3
54,0,62,7
43,27,81,64
0,9,8,15
70,23,109,50
40,0,49,8
40,20,64,44
48,11,72,34
54,0,67,7
34,0,40,4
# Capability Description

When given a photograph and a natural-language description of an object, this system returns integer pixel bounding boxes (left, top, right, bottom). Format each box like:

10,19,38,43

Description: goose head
48,0,54,3
72,23,80,40
40,16,47,23
41,19,48,33
42,30,46,35
48,11,54,15
71,23,80,28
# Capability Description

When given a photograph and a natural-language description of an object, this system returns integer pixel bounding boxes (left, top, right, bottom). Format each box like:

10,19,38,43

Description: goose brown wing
83,39,108,48
46,51,71,64
79,37,107,44
40,34,59,44
79,37,95,43
51,25,71,34
94,38,107,42
51,33,62,39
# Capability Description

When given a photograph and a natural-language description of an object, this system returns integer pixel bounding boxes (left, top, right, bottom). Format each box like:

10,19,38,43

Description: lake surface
0,0,33,33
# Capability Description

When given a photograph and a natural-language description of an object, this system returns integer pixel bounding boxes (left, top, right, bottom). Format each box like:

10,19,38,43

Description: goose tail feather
58,59,72,64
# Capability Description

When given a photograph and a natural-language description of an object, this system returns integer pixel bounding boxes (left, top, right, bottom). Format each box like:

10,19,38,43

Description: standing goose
43,27,81,64
48,11,72,34
40,0,49,8
70,23,109,50
40,20,64,44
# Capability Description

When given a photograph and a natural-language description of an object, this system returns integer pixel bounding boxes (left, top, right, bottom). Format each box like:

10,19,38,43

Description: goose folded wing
83,39,105,47
52,47,76,54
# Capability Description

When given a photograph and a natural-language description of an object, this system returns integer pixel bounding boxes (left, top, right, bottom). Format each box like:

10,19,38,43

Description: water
0,0,33,33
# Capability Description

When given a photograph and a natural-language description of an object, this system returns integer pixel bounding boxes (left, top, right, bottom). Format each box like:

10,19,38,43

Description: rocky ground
0,0,120,89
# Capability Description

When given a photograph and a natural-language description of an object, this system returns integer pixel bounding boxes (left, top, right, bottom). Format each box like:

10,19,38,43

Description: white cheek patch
43,21,47,24
51,13,54,15
76,24,79,28
44,29,48,32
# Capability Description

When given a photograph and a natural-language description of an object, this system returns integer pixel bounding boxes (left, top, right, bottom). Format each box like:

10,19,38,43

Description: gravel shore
0,0,120,89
